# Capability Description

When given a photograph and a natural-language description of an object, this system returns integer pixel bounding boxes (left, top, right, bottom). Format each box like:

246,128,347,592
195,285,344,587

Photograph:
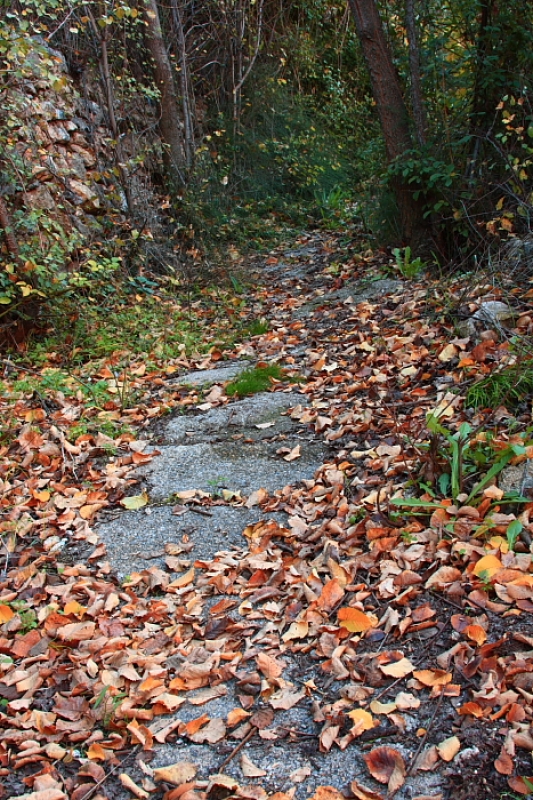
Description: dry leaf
379,657,414,678
364,746,406,793
241,754,267,778
153,762,198,785
120,491,149,510
350,781,385,800
436,736,461,762
347,708,375,732
338,607,374,632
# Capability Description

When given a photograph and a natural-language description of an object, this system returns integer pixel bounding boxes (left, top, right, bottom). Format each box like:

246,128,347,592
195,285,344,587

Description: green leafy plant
392,246,426,278
226,363,284,397
393,417,529,513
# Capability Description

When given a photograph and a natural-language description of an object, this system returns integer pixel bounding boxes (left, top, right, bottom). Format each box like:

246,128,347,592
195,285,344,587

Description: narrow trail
2,232,533,800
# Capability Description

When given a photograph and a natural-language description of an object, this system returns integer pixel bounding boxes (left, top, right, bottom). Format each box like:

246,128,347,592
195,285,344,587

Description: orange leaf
317,579,345,612
0,604,14,623
309,788,345,800
464,624,487,645
413,669,452,688
183,715,209,736
338,607,374,633
347,708,375,733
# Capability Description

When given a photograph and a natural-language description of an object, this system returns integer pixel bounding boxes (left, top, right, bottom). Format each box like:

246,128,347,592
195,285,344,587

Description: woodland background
0,0,533,344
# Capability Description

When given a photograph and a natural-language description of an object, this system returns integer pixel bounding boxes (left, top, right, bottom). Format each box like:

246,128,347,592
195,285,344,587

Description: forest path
3,231,532,800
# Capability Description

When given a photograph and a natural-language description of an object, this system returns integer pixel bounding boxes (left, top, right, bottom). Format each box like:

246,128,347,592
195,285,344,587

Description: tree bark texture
0,196,20,261
405,0,427,146
144,0,187,187
347,0,429,249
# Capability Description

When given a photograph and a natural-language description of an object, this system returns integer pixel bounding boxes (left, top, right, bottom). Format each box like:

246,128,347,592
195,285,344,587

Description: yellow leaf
473,554,502,578
436,735,461,762
338,607,374,633
347,708,375,732
121,491,149,510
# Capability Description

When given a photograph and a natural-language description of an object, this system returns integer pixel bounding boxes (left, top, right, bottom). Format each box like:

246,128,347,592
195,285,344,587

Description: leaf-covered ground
1,232,533,800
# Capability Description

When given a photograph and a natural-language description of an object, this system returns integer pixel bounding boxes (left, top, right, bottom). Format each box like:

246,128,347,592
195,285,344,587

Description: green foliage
393,416,529,508
392,246,426,278
466,359,533,410
226,364,285,397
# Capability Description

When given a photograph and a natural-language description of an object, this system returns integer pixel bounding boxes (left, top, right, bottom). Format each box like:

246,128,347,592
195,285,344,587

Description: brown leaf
317,578,345,612
153,762,198,785
350,781,385,800
379,657,413,679
364,746,406,793
250,707,274,729
494,748,514,775
256,652,283,679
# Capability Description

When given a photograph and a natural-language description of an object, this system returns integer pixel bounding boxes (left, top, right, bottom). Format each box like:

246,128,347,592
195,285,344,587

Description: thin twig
218,725,256,771
76,745,140,799
406,690,445,775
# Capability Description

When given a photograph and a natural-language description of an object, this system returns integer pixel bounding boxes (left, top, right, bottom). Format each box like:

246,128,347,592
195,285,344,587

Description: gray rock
164,392,304,445
172,362,252,387
96,503,287,576
140,438,322,501
500,460,533,495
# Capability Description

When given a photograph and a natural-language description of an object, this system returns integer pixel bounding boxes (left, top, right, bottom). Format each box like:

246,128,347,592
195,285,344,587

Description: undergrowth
226,364,285,397
466,358,533,410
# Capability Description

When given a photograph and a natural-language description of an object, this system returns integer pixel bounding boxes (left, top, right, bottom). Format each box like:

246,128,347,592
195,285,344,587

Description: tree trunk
405,0,428,146
144,0,187,188
347,0,428,249
170,0,195,171
0,196,20,262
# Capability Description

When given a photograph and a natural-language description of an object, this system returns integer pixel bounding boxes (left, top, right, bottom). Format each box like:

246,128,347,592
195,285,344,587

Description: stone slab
170,362,252,387
96,504,288,577
140,438,323,500
163,391,304,444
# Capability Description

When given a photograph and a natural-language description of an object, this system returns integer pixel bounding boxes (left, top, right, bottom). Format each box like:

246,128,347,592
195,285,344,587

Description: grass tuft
226,364,284,397
466,359,533,410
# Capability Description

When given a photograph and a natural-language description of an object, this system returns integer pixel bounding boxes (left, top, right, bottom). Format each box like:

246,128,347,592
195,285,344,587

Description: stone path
92,238,442,800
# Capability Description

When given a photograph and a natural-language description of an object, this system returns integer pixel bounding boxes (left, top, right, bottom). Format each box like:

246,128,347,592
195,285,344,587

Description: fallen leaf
350,781,385,800
120,490,149,510
283,445,301,461
364,746,406,793
0,604,15,623
436,736,461,762
379,657,414,678
347,708,375,733
241,754,267,778
413,669,452,688
153,762,198,785
338,607,374,632
473,554,502,578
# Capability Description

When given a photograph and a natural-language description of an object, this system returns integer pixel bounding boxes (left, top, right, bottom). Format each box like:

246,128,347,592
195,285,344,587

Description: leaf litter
1,231,533,800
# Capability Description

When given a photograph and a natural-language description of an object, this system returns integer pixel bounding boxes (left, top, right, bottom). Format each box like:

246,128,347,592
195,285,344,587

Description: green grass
466,358,533,410
226,364,285,397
